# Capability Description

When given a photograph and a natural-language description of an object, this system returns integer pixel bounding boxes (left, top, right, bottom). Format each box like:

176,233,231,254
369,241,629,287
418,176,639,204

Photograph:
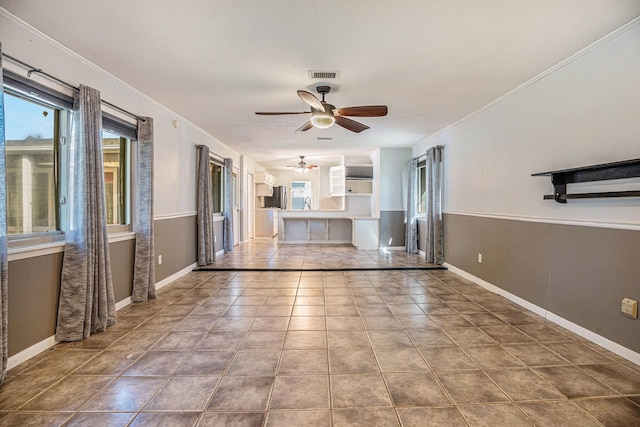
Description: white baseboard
546,312,640,366
115,297,132,311
156,262,198,291
381,246,406,251
444,263,545,317
7,262,197,372
443,262,640,366
7,335,58,371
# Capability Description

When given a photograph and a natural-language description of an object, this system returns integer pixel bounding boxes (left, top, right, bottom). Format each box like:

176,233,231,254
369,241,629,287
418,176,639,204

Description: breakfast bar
278,211,379,249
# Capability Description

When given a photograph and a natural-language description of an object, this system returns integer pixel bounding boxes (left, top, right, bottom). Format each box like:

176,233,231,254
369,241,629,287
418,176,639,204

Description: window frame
3,69,137,254
417,160,427,215
290,180,312,210
3,85,69,243
210,159,225,217
101,119,134,233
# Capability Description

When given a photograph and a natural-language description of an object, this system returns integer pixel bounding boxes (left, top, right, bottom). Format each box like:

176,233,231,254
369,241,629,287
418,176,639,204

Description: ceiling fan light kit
288,155,317,173
255,85,387,133
310,112,335,129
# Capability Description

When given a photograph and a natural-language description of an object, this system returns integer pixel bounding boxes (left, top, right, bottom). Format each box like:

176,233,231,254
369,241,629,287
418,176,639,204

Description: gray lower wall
379,210,406,248
7,239,135,357
214,219,224,254
444,213,640,354
111,239,135,302
417,218,426,252
8,252,63,358
154,215,198,282
7,214,199,358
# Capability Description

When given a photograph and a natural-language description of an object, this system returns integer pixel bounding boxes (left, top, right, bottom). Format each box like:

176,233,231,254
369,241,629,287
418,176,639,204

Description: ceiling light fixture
291,155,316,173
310,110,335,129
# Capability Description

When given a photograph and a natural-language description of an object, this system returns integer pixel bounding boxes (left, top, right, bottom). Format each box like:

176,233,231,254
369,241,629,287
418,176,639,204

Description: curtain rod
2,52,141,121
413,145,444,160
196,144,225,162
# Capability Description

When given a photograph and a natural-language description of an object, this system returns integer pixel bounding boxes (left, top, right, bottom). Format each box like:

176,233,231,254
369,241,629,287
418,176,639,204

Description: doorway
247,172,254,240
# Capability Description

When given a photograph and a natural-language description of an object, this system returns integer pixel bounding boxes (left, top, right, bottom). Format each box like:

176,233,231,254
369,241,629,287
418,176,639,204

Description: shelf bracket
533,158,640,204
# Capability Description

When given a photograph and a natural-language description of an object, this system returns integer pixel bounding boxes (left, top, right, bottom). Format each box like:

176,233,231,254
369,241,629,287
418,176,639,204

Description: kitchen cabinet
352,218,379,250
254,171,276,196
256,184,273,197
255,209,278,237
254,171,275,185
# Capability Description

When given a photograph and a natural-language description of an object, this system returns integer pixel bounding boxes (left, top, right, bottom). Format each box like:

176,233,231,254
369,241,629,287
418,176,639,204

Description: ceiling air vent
309,70,339,79
316,137,333,141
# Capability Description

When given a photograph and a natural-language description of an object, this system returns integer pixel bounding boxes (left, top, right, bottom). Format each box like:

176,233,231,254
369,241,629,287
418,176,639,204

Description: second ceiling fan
287,156,318,173
255,86,388,133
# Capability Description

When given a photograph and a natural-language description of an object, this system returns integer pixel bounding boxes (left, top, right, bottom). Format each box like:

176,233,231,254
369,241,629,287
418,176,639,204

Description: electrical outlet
621,298,638,319
477,253,482,263
158,255,163,265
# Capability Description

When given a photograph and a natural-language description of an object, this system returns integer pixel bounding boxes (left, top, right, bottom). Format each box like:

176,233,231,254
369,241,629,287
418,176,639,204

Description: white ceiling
1,1,639,169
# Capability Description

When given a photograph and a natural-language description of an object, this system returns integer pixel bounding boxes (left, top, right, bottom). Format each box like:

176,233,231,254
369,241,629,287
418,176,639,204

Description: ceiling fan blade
335,105,388,117
255,111,310,115
295,121,314,132
297,90,325,112
335,116,369,133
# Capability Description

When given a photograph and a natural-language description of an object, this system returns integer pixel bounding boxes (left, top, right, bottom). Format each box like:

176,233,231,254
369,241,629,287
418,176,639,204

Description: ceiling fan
287,156,318,173
255,86,388,133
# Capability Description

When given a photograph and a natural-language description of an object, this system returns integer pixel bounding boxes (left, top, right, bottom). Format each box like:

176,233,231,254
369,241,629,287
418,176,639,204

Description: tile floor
200,240,440,270
1,243,640,426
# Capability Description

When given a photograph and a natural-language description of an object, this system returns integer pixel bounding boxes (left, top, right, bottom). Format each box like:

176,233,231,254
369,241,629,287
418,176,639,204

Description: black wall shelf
532,158,640,203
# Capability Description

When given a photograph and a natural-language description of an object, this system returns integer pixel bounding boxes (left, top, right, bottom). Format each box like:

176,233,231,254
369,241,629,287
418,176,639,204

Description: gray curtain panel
132,117,156,301
0,43,9,383
223,158,234,252
56,85,117,341
197,145,215,265
405,157,418,253
426,145,444,265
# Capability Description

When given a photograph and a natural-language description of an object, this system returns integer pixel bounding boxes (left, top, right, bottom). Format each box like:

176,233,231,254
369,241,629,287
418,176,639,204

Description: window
4,71,135,245
291,181,311,210
102,113,135,230
417,162,427,214
102,130,130,226
4,91,62,236
210,163,224,214
232,171,238,210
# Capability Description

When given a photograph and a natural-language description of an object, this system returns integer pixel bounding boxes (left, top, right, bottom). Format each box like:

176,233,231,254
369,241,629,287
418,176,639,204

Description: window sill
8,240,66,262
107,231,136,243
8,230,137,262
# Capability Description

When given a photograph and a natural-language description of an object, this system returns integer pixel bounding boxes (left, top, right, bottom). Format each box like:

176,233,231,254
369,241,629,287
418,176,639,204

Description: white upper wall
0,10,248,217
414,19,640,227
380,147,412,211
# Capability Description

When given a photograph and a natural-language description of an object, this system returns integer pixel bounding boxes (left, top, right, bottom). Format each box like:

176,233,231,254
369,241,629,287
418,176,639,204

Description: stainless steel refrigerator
263,185,287,209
